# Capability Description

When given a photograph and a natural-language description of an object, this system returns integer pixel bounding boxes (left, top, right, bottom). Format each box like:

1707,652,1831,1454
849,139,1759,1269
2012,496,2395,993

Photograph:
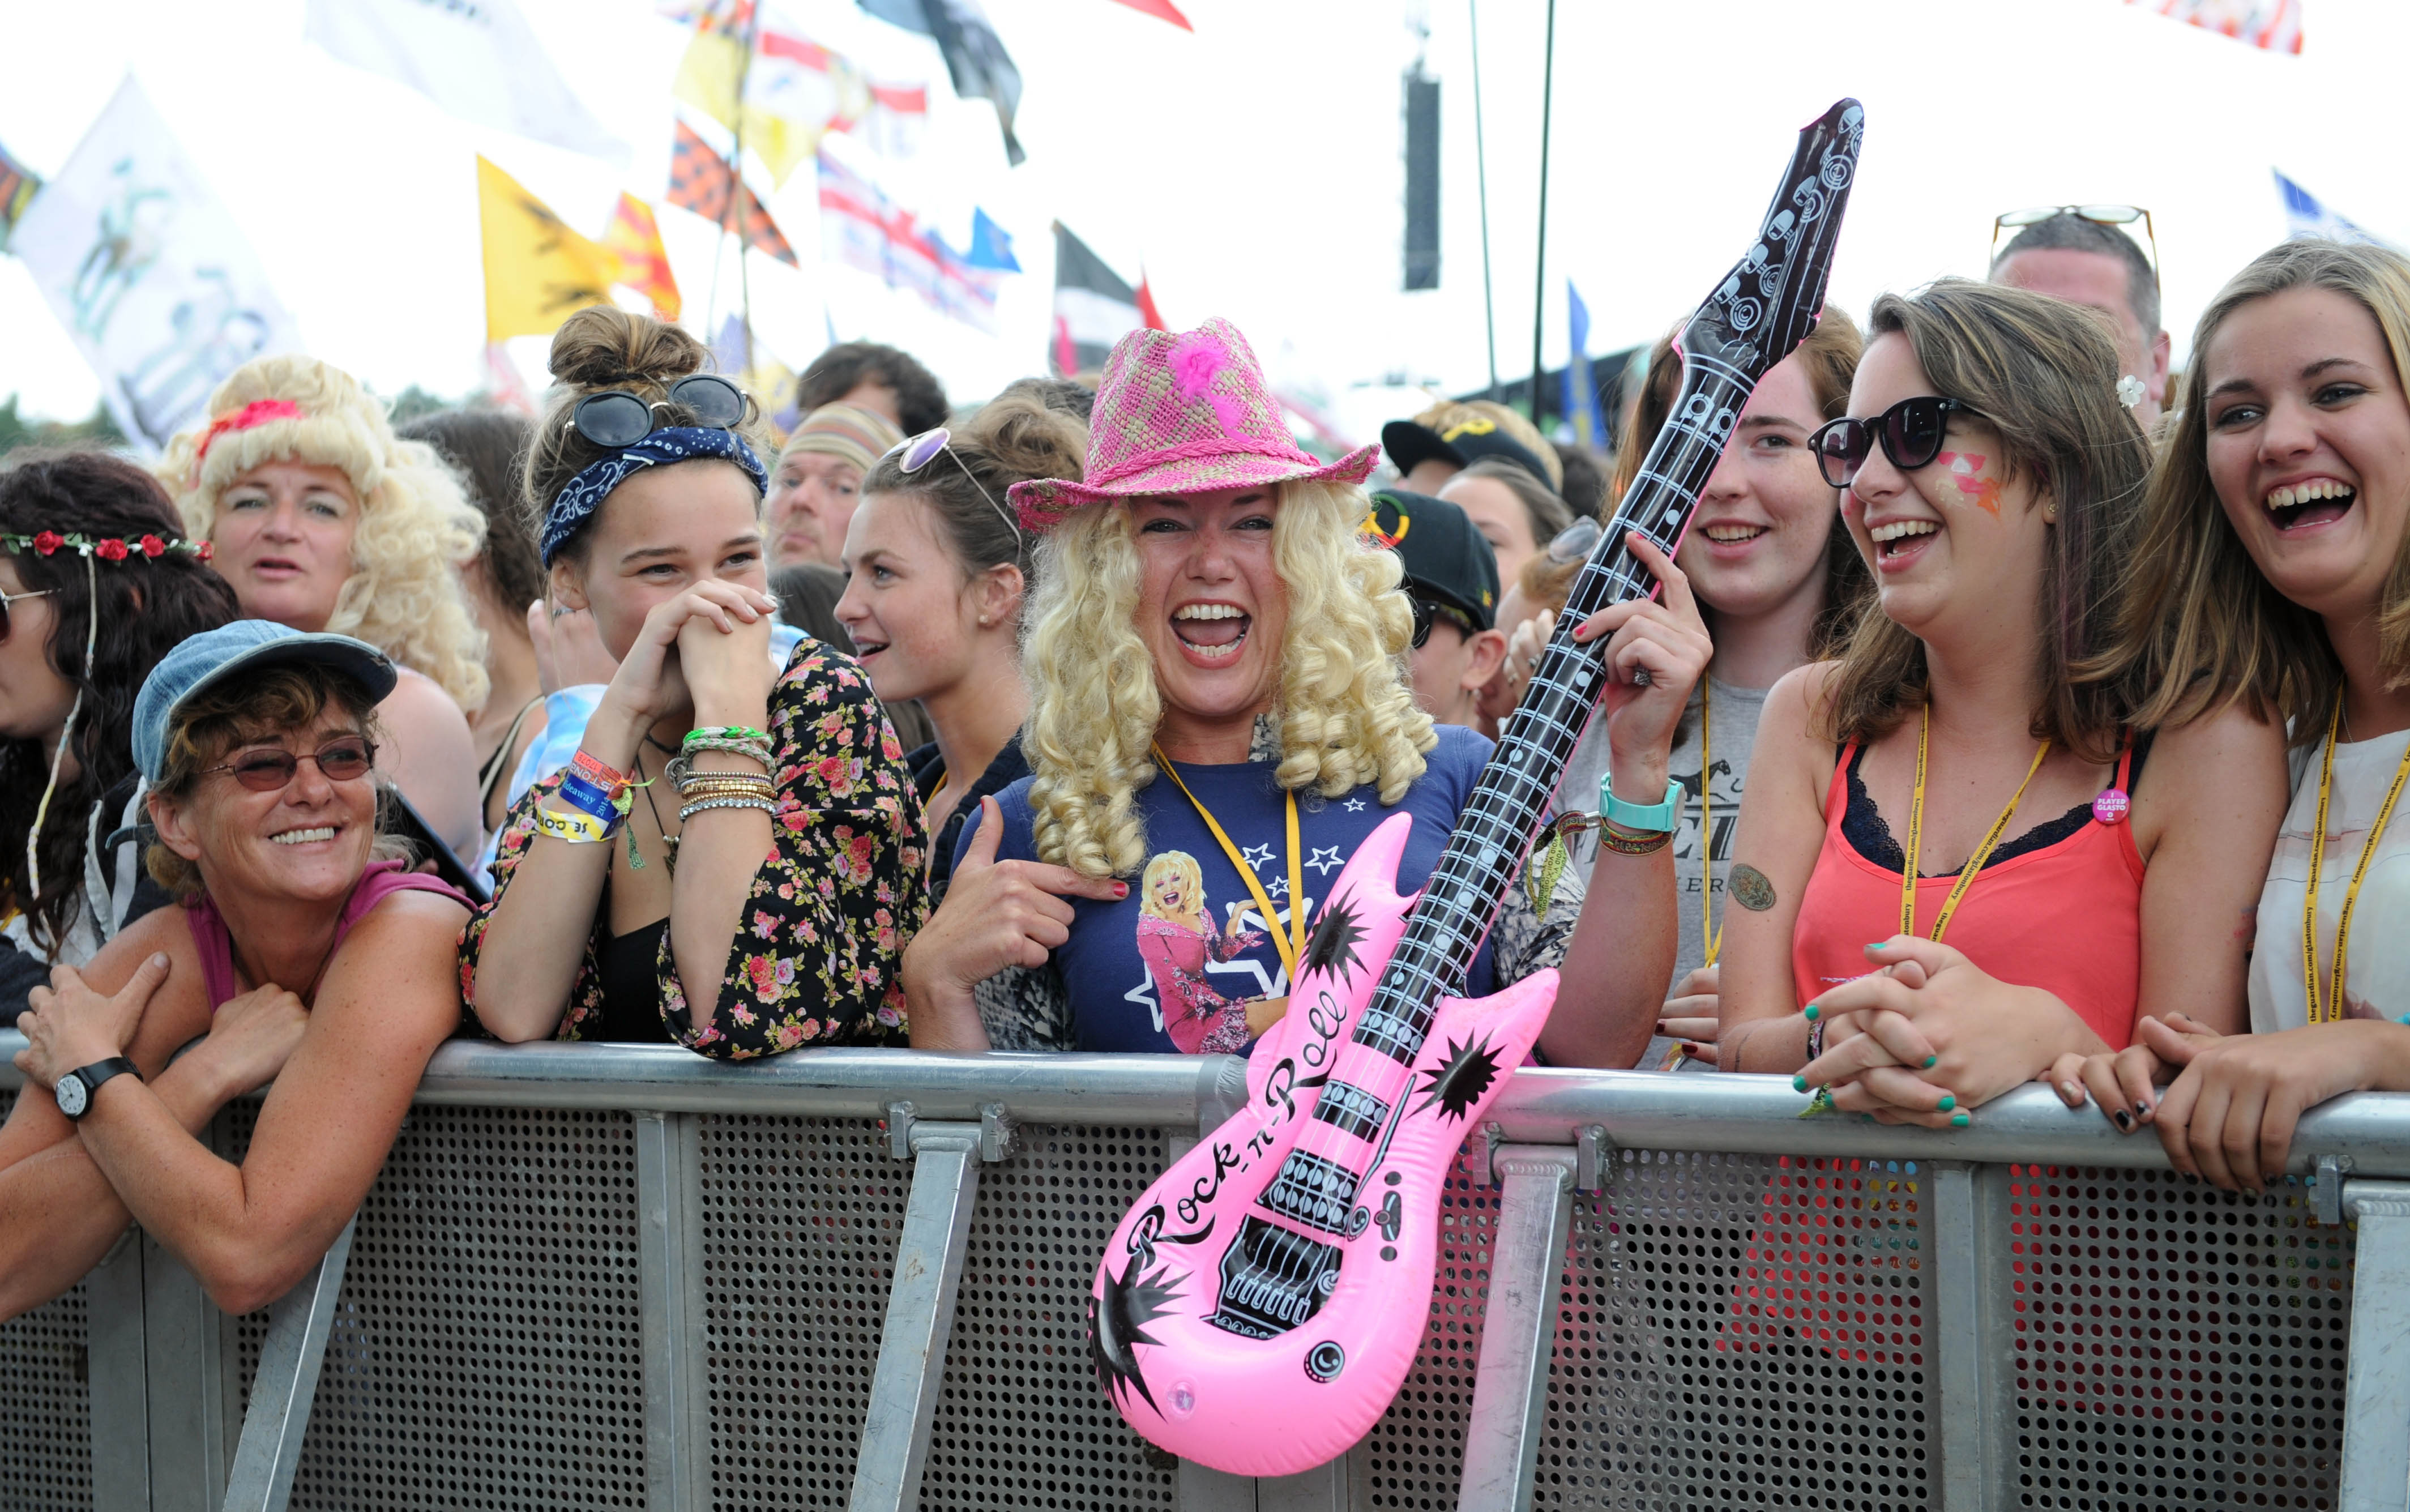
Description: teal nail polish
1792,1074,1808,1092
1950,1112,1970,1128
1804,1003,1821,1022
1936,1094,1956,1112
1923,1055,1938,1069
1866,942,1889,952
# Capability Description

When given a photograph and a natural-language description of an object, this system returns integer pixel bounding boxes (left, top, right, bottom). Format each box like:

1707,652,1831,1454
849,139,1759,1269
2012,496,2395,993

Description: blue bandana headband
541,426,768,566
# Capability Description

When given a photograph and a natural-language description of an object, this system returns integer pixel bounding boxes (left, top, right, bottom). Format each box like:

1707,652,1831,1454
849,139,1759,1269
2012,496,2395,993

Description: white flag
8,78,305,452
305,0,629,164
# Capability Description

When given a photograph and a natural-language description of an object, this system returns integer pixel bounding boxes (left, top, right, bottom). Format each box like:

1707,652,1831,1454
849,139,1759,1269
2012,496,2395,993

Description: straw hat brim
1010,442,1381,531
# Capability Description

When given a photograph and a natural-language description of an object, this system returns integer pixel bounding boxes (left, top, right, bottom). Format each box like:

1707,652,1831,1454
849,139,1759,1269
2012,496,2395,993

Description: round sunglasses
199,736,377,792
1809,396,1973,489
0,586,54,645
566,373,751,450
890,428,1023,548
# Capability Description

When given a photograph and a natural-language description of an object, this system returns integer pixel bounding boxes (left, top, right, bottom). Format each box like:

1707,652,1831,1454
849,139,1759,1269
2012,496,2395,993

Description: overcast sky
2,0,2403,445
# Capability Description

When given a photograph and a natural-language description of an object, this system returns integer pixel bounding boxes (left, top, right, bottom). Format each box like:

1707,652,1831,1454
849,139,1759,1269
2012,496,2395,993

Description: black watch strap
63,1056,141,1119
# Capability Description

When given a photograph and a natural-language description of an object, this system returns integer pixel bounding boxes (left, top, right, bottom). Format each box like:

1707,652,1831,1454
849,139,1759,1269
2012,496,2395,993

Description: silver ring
1631,668,1652,687
550,605,575,620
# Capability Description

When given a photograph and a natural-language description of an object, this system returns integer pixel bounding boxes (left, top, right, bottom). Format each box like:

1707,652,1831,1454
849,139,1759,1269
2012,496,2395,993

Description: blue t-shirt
964,724,1498,1053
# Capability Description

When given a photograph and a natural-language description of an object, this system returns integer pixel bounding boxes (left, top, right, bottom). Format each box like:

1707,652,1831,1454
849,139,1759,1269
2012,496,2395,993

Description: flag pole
734,2,760,373
1469,0,1499,403
1528,0,1556,432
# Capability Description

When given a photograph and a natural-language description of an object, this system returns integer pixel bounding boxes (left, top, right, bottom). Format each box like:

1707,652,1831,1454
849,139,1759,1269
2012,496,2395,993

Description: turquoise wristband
1599,775,1684,834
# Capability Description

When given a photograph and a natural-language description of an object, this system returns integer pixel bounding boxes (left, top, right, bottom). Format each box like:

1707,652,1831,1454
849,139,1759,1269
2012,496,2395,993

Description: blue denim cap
133,620,397,783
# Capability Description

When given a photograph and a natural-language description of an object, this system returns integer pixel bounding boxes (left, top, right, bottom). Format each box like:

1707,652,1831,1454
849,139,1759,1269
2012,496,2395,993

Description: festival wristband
1596,825,1673,857
1600,775,1684,834
569,749,628,791
534,806,617,844
557,774,624,823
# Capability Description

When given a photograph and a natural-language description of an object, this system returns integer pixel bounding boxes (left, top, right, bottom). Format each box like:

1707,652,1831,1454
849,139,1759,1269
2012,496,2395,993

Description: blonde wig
1140,851,1207,928
157,356,491,711
1022,480,1437,878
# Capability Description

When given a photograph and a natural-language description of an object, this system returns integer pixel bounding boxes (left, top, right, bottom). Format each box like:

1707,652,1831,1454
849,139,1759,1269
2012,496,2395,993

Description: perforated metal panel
698,1113,903,1507
2006,1164,2353,1511
924,1122,1178,1509
0,1087,93,1512
232,1104,649,1509
1361,1145,1932,1510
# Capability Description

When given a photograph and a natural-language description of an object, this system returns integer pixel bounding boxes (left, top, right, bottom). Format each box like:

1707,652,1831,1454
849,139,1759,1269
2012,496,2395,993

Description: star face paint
1937,451,2004,516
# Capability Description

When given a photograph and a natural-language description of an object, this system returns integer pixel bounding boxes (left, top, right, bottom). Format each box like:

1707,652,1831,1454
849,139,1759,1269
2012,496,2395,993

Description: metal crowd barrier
4,1031,2407,1511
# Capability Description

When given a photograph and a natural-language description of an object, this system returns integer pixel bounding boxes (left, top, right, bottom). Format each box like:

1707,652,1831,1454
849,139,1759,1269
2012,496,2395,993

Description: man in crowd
1989,210,2171,429
1368,489,1507,731
1380,399,1561,496
796,341,952,437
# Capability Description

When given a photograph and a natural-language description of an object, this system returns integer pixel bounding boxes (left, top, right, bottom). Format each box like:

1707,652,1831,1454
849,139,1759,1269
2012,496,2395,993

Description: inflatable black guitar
1089,100,1866,1476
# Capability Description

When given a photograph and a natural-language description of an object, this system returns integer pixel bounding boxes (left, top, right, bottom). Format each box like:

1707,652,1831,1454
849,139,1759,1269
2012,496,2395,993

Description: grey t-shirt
1556,673,1769,1070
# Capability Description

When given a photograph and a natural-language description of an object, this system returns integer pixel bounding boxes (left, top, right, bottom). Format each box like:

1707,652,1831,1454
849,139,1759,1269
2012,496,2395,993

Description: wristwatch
1600,774,1685,834
54,1057,140,1121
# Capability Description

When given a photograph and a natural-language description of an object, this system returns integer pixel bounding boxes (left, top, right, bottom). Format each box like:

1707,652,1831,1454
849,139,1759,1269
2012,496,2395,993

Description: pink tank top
1791,742,2146,1050
186,860,471,1011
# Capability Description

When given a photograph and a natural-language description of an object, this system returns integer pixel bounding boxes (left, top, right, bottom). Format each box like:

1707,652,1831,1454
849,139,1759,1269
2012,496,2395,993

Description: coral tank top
1791,741,2146,1050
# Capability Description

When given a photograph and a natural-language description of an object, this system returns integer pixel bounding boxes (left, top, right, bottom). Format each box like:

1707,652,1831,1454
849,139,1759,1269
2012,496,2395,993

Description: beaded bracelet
685,725,771,750
677,783,776,806
1595,825,1672,856
666,755,775,793
535,805,617,844
678,795,777,823
677,738,773,768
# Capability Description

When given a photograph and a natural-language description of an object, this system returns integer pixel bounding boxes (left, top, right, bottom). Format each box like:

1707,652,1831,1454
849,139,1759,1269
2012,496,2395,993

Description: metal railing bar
636,1110,710,1512
86,1233,149,1510
2340,1182,2410,1512
219,1216,356,1512
1455,1145,1578,1512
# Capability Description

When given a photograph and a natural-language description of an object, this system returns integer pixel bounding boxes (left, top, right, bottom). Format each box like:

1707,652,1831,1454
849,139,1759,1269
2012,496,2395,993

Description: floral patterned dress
458,637,924,1058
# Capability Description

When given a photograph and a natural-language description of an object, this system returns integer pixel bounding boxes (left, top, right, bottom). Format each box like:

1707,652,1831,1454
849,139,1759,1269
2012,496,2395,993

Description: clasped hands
15,953,306,1107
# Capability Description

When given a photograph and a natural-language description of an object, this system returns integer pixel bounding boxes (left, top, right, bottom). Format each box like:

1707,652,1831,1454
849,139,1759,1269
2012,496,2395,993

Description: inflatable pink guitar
1088,100,1866,1477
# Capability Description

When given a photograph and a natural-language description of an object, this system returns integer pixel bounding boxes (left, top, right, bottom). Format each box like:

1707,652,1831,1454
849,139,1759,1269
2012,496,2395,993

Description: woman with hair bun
902,319,1697,1065
0,452,238,1007
159,357,490,862
836,391,1087,900
1715,280,2288,1125
458,305,920,1056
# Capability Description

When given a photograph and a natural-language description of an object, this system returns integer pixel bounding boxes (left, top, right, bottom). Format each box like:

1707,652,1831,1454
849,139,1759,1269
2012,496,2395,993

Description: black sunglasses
1810,396,1973,489
200,736,377,792
1407,593,1476,650
566,373,751,450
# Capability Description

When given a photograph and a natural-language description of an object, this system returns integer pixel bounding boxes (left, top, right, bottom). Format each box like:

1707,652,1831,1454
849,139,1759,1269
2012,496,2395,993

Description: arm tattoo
1728,862,1777,912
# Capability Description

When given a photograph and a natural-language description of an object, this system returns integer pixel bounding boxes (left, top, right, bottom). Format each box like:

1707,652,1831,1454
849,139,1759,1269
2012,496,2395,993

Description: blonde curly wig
1022,480,1437,878
157,356,491,711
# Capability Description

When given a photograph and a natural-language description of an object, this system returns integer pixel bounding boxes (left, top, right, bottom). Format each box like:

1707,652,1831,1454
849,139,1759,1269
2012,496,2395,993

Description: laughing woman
2074,241,2410,1187
1714,280,2288,1123
901,319,1704,1066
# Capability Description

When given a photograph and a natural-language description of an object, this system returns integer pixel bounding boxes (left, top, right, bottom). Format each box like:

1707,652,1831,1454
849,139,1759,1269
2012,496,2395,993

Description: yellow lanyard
1899,704,2050,942
1152,744,1309,984
2303,701,2410,1024
1700,680,1721,968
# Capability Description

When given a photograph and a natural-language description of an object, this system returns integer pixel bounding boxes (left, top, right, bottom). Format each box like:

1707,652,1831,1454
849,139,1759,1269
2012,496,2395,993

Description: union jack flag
666,121,798,267
2128,0,2302,54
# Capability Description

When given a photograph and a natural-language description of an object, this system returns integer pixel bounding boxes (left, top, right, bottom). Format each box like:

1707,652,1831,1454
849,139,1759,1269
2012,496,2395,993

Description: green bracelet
685,724,771,749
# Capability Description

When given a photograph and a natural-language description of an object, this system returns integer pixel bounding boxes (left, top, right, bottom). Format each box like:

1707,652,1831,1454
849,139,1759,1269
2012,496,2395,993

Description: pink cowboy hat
1007,317,1380,531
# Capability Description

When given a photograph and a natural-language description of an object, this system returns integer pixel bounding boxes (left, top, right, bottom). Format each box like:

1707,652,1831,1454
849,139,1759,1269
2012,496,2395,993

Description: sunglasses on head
0,587,54,646
891,428,1024,549
566,373,752,450
200,736,377,792
1991,203,2159,281
1810,396,1973,489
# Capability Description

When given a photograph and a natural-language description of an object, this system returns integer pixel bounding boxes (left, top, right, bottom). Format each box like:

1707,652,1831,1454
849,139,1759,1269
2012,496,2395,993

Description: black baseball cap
1364,489,1498,634
1381,414,1554,489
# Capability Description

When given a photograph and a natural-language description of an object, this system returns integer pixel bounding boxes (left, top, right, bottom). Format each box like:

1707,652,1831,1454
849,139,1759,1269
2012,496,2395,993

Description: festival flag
2276,170,2391,248
666,122,800,267
478,157,617,342
2126,0,2302,54
0,138,39,249
8,78,304,451
305,0,630,162
960,207,1019,271
817,150,1004,332
709,315,806,442
1105,0,1194,28
600,194,682,320
1051,223,1142,377
1135,274,1166,331
1561,280,1608,451
857,0,1027,165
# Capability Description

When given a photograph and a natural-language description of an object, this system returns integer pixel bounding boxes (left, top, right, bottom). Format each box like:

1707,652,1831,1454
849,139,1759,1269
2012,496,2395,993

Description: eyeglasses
1810,396,1973,489
0,587,54,644
1407,593,1476,650
1991,204,2159,282
567,373,753,450
891,428,1023,549
199,736,377,792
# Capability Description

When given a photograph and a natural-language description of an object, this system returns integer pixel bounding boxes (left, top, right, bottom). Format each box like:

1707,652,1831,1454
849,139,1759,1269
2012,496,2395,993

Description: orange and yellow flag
477,156,616,342
600,194,681,321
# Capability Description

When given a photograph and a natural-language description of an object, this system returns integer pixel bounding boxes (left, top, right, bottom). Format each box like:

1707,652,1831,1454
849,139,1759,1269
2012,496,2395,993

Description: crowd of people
3,209,2409,1320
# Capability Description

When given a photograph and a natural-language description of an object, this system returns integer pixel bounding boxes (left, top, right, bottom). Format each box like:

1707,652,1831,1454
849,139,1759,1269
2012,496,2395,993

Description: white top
2248,727,2410,1031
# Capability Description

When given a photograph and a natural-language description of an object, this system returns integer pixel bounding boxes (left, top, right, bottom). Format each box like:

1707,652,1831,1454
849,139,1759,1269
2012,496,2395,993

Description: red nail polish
1114,883,1129,898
